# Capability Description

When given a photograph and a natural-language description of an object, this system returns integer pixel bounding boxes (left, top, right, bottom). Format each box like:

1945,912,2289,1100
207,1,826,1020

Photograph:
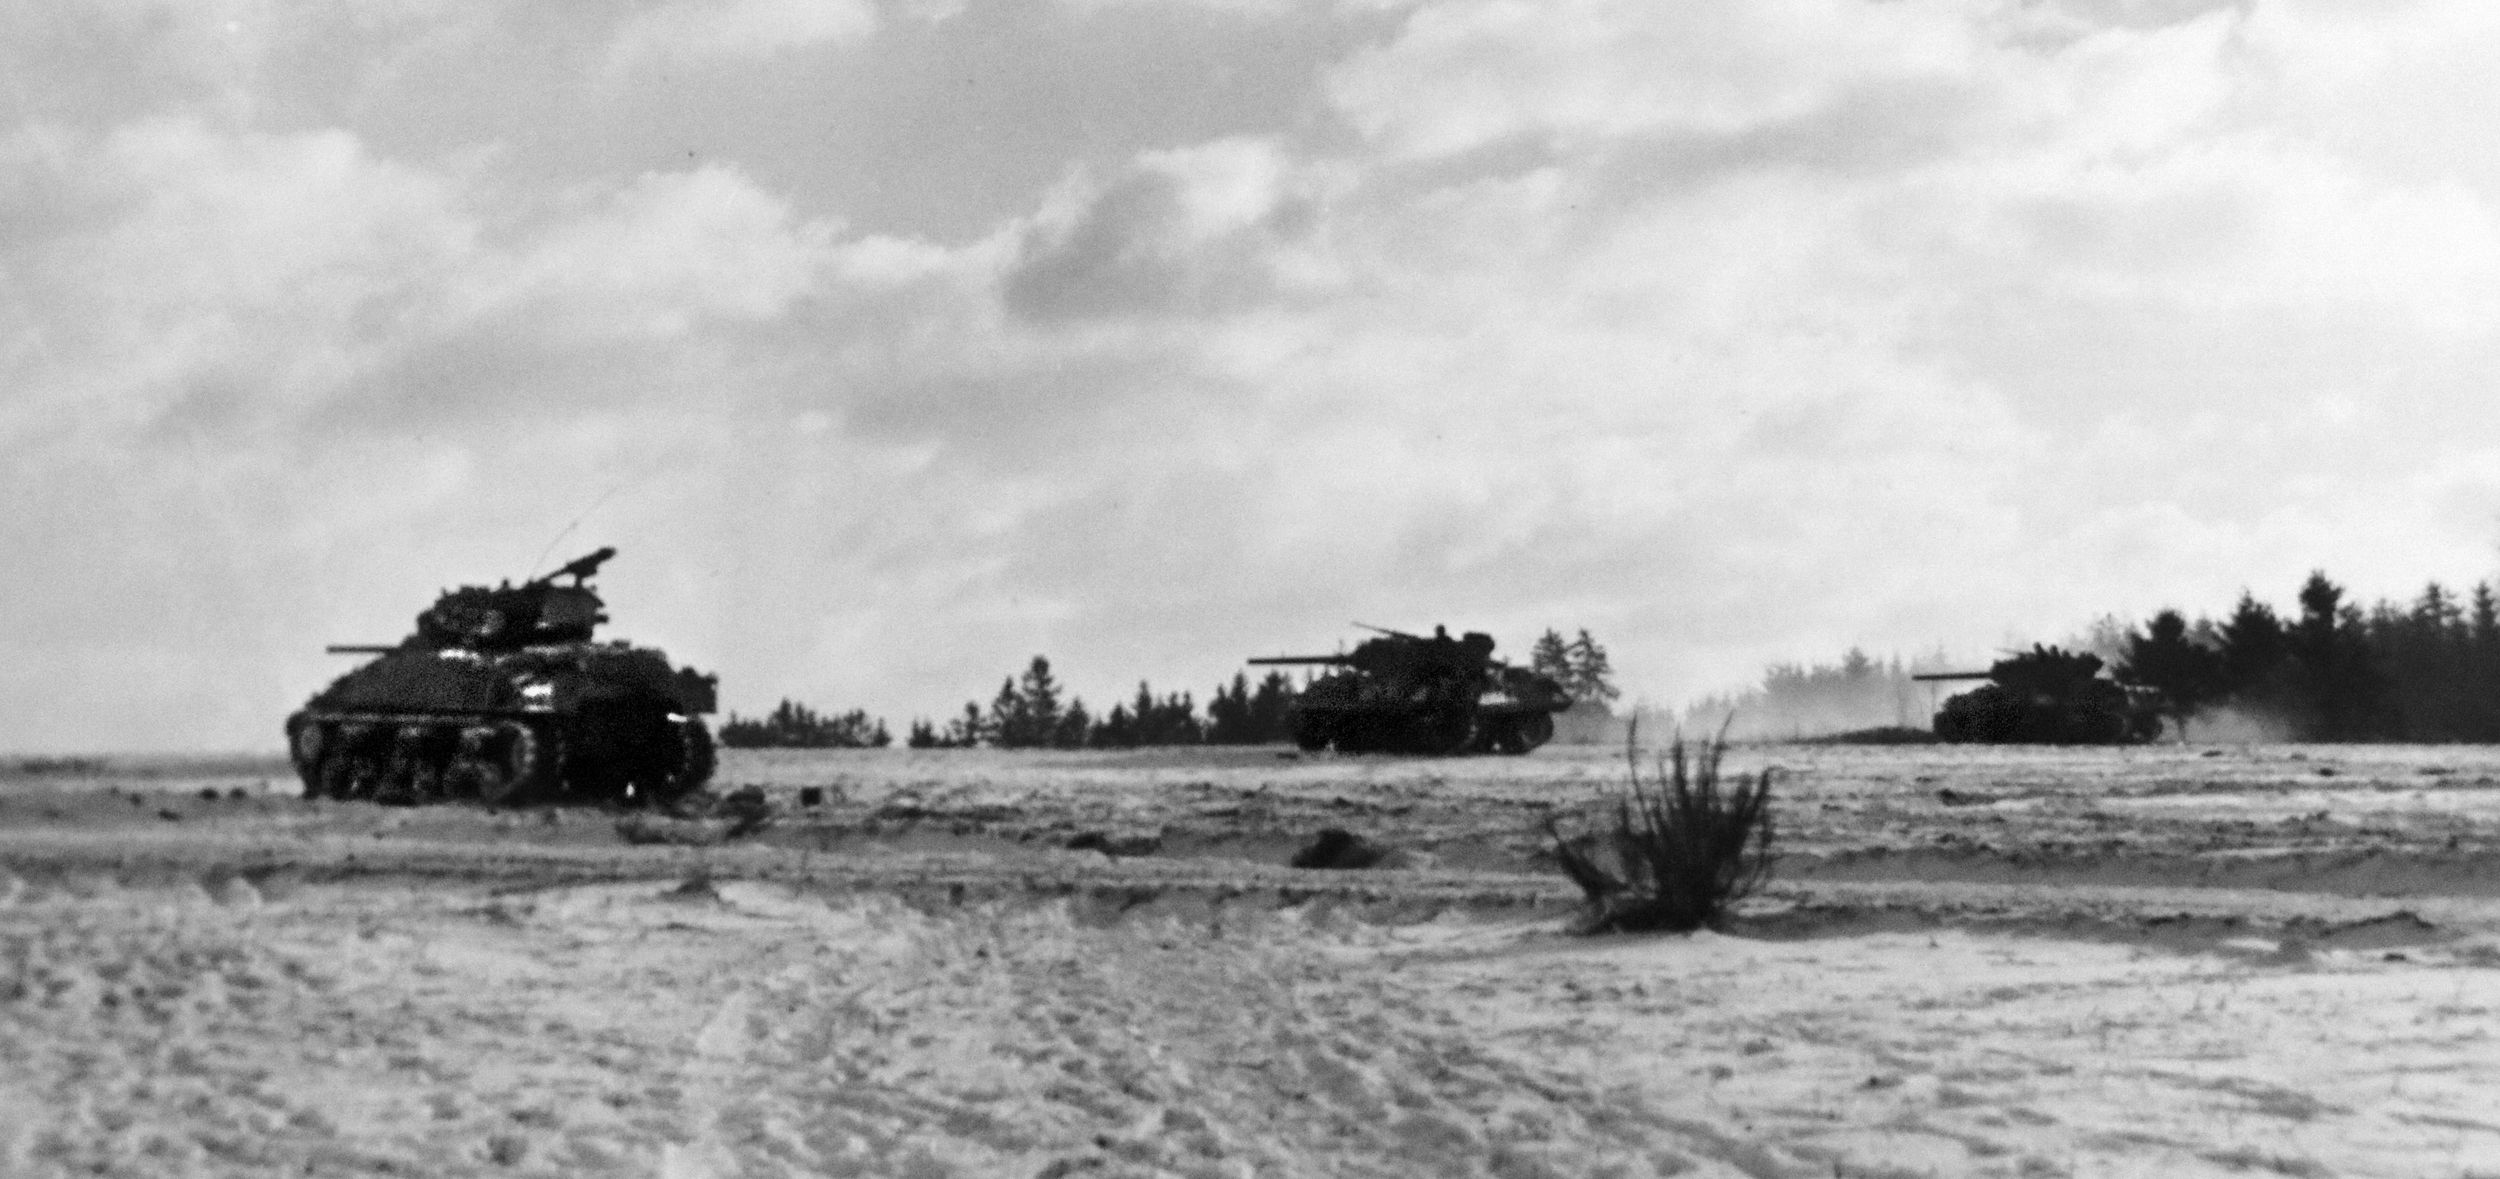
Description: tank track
1291,707,1554,756
286,711,713,807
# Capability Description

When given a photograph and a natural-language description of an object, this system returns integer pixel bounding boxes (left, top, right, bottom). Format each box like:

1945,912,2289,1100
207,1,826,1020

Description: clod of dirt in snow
662,876,724,904
1065,831,1161,858
198,869,260,907
1292,828,1389,870
712,786,775,836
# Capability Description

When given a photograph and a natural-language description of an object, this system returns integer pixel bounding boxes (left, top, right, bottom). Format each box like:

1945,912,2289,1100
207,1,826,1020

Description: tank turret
1913,644,2159,744
284,547,716,807
1250,624,1570,755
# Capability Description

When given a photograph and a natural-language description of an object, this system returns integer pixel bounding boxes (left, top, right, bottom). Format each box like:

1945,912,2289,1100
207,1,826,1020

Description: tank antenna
527,480,631,580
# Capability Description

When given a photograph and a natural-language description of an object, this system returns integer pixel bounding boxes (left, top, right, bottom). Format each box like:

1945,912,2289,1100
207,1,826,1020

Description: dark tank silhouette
1913,644,2160,744
285,547,718,806
1250,625,1572,755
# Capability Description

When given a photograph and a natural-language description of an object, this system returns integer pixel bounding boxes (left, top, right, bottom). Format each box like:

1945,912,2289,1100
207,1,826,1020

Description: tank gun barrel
1248,654,1353,666
325,644,397,655
535,546,616,586
1910,671,1995,682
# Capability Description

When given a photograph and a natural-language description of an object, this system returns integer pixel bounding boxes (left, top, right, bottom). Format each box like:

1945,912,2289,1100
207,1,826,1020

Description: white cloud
1328,0,1978,157
607,0,876,72
19,0,2500,749
476,166,838,338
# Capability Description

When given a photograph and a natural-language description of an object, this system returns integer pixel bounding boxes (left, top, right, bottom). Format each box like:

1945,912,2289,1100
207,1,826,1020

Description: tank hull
289,641,716,806
1284,663,1568,756
1930,683,2161,745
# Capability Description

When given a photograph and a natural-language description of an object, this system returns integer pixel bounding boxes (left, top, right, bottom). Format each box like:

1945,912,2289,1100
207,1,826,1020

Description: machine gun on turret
1250,624,1569,755
405,547,616,651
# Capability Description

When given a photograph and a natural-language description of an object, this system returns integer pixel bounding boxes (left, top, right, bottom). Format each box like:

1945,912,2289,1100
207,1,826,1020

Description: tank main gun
1249,621,1432,665
535,546,615,587
1910,670,1994,682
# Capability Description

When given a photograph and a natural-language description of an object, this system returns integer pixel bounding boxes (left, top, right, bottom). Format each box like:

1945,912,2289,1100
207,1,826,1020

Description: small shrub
1546,725,1776,933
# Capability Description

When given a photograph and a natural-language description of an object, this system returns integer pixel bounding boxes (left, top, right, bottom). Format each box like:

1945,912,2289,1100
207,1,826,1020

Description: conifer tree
2217,591,2289,708
1053,698,1091,749
1248,670,1297,743
946,700,988,747
1206,672,1254,743
1566,629,1621,705
1529,629,1572,684
2116,609,2223,741
988,676,1028,747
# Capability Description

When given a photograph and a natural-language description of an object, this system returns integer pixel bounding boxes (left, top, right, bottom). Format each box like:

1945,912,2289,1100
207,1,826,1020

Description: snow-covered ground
3,744,2498,1177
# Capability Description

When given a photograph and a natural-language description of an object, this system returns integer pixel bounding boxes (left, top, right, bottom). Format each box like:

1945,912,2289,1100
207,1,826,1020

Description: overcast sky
9,0,2500,752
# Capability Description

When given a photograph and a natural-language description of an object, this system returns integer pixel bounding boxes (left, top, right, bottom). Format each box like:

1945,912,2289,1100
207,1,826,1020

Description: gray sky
10,0,2500,752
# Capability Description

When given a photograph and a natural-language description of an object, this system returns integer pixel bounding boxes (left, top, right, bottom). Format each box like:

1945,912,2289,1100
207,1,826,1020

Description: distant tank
1913,645,2160,744
1249,625,1572,755
284,547,718,806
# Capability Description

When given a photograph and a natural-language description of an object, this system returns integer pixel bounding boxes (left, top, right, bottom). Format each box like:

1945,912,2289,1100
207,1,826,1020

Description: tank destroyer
285,547,718,806
1250,625,1572,755
1913,644,2160,744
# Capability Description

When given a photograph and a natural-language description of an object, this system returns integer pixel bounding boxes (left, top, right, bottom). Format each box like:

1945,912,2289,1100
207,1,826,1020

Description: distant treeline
717,700,893,748
905,657,1303,749
1686,570,2500,743
2104,571,2500,742
723,627,1626,752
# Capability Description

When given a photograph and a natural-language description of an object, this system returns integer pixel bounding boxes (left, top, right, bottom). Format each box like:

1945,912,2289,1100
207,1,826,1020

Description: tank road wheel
631,717,715,808
373,727,431,806
1407,706,1477,757
286,713,323,796
474,722,560,808
1502,712,1555,755
675,718,716,794
439,727,490,802
326,724,379,800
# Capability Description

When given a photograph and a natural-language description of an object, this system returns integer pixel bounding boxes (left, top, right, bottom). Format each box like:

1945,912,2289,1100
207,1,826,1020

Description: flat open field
4,742,2498,1177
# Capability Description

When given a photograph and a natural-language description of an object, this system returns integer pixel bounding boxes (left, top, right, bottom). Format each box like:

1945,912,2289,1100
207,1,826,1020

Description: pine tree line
736,628,1627,753
1679,569,2500,743
904,656,1273,750
717,699,893,748
2114,570,2500,742
1526,628,1621,706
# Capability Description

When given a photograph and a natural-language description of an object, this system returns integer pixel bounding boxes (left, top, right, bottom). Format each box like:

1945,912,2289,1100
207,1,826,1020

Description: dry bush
1546,725,1776,933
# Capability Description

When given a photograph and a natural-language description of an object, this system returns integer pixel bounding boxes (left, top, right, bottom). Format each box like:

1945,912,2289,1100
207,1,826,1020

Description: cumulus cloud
1003,138,1336,321
13,0,2500,749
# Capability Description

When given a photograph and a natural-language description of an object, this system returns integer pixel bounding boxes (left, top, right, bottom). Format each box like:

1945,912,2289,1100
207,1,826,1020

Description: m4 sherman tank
1250,625,1572,755
1913,644,2160,744
284,547,719,806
